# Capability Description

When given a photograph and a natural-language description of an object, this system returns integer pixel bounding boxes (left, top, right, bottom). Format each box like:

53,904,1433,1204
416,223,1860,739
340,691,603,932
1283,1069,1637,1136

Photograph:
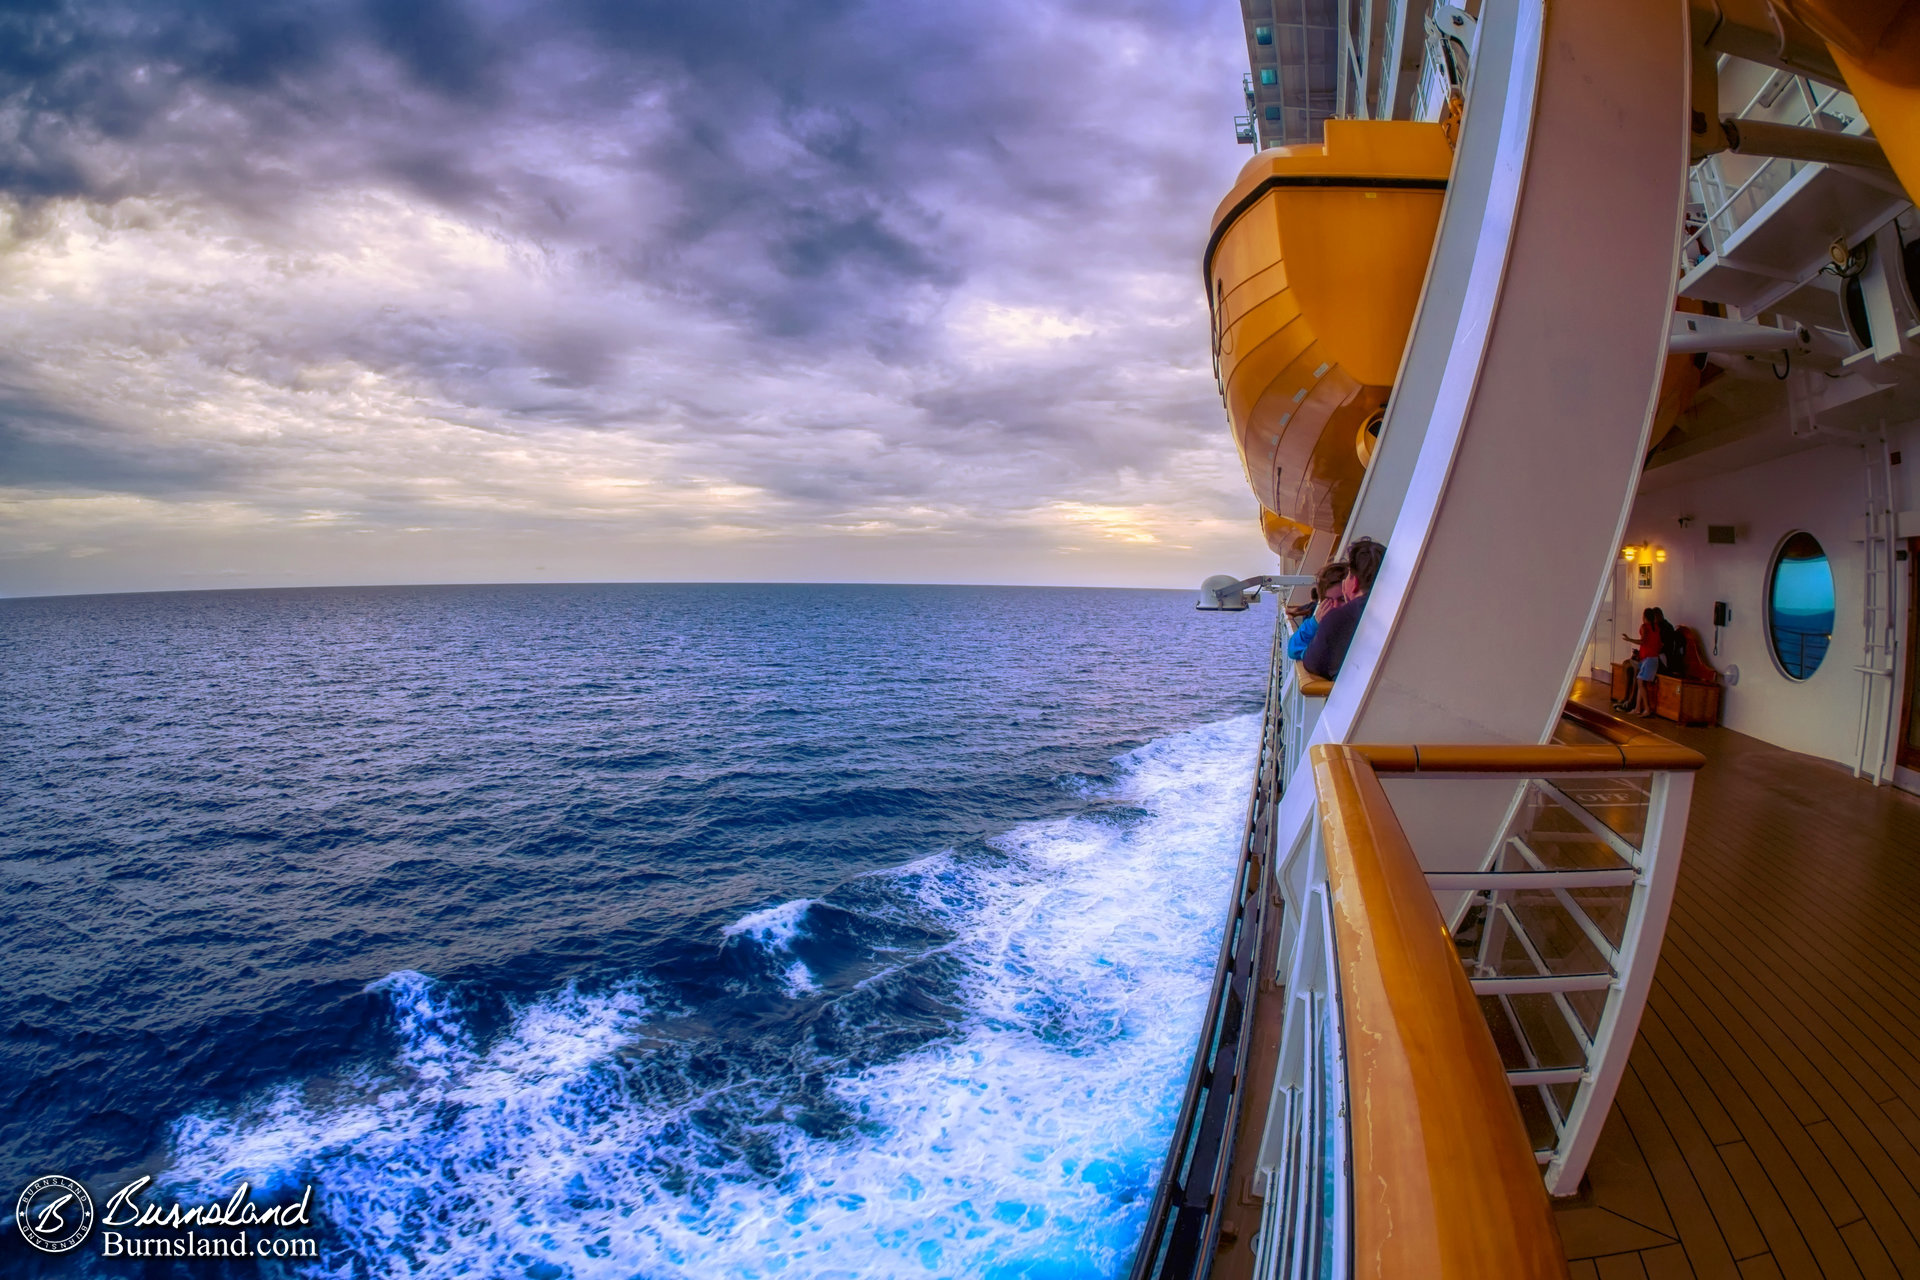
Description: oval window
1767,531,1834,680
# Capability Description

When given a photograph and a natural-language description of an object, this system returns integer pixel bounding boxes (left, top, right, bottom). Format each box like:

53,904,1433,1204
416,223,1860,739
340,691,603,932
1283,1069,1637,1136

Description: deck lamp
1195,574,1315,611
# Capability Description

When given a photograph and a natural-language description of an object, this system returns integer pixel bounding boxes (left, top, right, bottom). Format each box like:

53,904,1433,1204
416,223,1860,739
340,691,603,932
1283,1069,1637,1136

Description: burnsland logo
16,1175,95,1254
15,1174,318,1262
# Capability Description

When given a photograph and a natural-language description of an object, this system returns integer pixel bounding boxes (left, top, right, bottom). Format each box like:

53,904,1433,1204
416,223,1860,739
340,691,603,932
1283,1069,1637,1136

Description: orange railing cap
1308,744,1571,1280
1294,660,1335,699
1345,705,1704,775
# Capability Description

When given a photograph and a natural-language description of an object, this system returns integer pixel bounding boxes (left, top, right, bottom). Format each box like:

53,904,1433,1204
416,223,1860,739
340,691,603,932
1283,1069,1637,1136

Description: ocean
1,583,1270,1278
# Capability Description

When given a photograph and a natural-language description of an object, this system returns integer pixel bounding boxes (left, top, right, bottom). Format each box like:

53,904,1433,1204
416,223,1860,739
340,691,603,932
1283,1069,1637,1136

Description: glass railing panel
1534,773,1653,852
1483,889,1615,974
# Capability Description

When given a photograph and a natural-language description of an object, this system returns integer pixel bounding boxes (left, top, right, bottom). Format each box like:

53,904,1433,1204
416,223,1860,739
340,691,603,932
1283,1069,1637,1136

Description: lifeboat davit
1208,120,1452,565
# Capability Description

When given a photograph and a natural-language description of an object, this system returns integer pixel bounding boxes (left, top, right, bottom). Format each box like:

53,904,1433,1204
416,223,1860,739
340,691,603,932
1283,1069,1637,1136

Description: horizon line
1,578,1230,604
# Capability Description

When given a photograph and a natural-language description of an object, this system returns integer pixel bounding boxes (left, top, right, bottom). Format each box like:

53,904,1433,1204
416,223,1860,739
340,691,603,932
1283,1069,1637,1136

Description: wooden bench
1655,673,1722,726
1612,628,1721,727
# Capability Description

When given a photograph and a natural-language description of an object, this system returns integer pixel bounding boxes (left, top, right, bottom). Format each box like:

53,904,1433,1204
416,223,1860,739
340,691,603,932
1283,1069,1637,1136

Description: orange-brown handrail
1556,697,1695,752
1293,660,1334,698
1349,700,1706,775
1310,744,1571,1279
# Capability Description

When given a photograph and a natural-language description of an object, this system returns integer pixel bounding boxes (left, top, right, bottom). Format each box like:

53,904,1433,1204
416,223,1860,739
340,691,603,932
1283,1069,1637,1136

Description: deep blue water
1,584,1270,1278
1770,607,1834,678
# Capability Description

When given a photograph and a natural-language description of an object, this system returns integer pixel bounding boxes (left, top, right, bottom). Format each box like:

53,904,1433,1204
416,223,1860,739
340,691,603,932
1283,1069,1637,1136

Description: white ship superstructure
1143,3,1920,1277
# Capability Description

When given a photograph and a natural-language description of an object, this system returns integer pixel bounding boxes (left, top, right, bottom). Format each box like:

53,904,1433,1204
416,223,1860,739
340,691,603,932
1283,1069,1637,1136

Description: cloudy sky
0,0,1267,597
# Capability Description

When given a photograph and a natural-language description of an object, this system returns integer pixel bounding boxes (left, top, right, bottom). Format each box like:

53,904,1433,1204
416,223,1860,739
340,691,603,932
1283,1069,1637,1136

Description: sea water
0,584,1269,1278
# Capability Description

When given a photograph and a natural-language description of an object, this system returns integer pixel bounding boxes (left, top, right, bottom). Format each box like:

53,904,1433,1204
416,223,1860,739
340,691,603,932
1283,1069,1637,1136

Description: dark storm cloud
0,0,1263,594
0,0,1226,351
0,387,234,492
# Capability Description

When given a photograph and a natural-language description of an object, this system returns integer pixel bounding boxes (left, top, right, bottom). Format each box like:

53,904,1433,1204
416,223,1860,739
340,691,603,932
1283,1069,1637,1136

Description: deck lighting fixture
1196,573,1315,611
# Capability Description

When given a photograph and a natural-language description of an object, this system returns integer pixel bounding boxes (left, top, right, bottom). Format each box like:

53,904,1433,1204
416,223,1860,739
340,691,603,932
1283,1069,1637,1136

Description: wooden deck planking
1658,851,1920,1102
1658,847,1920,1103
1656,937,1920,1248
1553,686,1920,1279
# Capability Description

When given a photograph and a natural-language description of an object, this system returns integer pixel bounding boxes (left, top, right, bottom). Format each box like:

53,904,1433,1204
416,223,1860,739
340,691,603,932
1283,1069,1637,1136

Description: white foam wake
724,898,821,996
723,898,815,949
160,715,1262,1279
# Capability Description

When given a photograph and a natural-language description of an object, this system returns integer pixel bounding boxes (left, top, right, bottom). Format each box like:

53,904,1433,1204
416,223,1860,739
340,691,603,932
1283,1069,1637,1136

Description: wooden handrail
1310,744,1571,1280
1350,701,1706,774
1293,660,1334,698
1556,697,1694,753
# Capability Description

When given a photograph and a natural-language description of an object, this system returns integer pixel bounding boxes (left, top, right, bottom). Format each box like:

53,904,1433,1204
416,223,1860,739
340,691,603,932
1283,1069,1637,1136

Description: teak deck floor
1556,683,1920,1280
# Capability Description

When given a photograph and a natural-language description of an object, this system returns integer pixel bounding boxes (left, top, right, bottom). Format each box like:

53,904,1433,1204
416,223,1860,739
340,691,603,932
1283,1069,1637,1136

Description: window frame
1764,528,1836,683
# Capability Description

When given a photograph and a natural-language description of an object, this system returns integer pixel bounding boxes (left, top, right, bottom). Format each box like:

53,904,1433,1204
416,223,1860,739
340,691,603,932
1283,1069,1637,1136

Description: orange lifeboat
1772,1,1919,202
1207,120,1452,562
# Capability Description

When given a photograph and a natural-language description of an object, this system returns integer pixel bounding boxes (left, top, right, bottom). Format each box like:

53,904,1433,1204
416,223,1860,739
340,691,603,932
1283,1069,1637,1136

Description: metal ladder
1854,433,1899,784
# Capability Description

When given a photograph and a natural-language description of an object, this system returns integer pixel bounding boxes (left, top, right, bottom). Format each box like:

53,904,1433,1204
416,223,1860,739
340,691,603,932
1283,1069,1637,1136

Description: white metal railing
1248,716,1700,1280
1437,765,1692,1193
1250,822,1349,1280
1278,652,1325,791
1129,611,1288,1280
1684,66,1859,265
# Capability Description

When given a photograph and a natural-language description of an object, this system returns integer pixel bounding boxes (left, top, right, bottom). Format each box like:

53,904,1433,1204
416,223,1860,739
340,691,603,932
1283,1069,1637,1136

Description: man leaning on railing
1301,538,1384,681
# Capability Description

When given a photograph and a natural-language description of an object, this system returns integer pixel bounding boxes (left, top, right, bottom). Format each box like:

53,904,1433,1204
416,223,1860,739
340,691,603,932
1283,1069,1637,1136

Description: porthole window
1766,531,1834,680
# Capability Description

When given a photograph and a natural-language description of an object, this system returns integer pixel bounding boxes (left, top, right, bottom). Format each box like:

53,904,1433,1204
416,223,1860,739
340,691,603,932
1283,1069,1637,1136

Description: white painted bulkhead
1613,420,1918,781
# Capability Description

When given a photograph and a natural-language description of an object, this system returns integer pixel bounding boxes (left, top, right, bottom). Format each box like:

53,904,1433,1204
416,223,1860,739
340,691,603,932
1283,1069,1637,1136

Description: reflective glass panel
1768,531,1833,680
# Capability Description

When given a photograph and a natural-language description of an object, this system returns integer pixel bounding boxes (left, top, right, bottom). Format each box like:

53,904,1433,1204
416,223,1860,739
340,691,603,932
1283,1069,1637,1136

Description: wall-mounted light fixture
1621,543,1667,565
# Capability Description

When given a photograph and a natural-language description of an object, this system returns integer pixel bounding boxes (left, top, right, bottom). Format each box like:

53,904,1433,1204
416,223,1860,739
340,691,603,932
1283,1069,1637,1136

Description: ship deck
1555,682,1920,1280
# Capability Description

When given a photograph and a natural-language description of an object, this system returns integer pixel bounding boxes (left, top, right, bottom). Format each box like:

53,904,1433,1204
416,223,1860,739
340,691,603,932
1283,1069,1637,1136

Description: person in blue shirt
1303,538,1386,681
1286,562,1351,661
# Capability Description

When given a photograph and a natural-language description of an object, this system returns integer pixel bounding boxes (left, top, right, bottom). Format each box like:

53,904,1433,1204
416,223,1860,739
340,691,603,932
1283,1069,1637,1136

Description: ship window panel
1767,531,1834,680
1264,106,1282,121
1254,24,1272,44
1259,67,1277,86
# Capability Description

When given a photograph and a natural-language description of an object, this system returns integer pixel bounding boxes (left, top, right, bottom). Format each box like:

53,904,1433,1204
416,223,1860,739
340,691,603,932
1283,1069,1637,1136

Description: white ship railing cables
1129,613,1287,1280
